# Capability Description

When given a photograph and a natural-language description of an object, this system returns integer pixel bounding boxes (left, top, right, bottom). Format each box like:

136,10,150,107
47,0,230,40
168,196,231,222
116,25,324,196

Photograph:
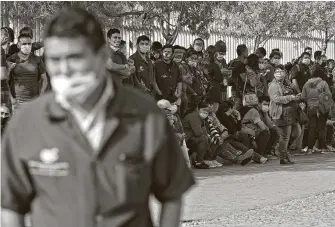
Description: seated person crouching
182,102,211,169
216,100,268,164
157,99,191,168
202,101,267,165
240,96,279,159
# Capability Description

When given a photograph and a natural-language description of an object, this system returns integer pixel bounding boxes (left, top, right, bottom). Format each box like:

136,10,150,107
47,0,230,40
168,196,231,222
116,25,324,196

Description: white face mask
302,59,310,65
271,59,281,65
262,105,269,113
174,58,182,63
194,45,202,52
21,45,32,55
168,105,178,114
188,60,197,68
139,45,150,54
274,72,285,81
51,71,100,108
259,64,266,70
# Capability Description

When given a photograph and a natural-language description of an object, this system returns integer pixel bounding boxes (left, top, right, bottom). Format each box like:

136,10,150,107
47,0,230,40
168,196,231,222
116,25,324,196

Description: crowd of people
1,25,335,170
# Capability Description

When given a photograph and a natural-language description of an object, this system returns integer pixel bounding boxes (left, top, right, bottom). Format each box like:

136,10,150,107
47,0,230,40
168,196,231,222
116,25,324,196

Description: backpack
307,81,333,114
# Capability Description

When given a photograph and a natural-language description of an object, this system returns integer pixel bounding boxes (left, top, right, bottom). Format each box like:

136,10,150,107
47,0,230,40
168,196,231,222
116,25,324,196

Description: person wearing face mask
183,101,211,169
192,38,205,59
240,96,279,159
129,35,160,96
291,52,312,94
266,51,282,82
154,44,182,103
181,49,207,100
207,40,230,103
7,34,48,111
228,44,249,110
157,99,191,168
173,45,187,64
150,41,163,63
106,28,135,85
2,8,195,227
301,66,333,154
268,65,302,165
312,52,330,87
5,26,44,58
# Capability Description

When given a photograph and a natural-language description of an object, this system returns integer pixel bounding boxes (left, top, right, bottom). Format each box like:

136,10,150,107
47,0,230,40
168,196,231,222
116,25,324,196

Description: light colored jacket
268,79,295,120
301,77,331,102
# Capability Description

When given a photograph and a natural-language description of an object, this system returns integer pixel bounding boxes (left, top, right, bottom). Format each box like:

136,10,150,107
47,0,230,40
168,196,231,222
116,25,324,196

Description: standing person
291,52,312,94
1,28,13,115
150,41,163,63
255,47,267,59
129,35,159,96
301,62,333,154
7,34,48,111
105,28,135,85
173,45,187,64
228,44,248,110
154,44,182,103
207,40,230,103
192,38,205,59
6,26,44,58
313,52,330,86
268,65,301,165
1,8,195,227
304,47,313,56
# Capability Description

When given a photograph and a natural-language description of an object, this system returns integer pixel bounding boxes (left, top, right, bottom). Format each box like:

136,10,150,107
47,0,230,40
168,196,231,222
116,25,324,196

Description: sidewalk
150,153,335,226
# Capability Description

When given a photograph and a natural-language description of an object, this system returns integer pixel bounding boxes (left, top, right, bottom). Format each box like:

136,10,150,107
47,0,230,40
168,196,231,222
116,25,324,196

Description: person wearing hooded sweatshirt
207,40,231,103
301,67,332,154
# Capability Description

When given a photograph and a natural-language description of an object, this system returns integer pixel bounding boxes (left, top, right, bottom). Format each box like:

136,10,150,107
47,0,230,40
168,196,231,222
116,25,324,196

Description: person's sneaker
326,145,335,152
204,160,217,168
306,149,313,155
266,154,278,160
212,160,223,167
280,159,295,165
260,157,268,164
302,146,308,152
194,162,210,169
313,147,325,154
237,149,254,166
293,149,306,156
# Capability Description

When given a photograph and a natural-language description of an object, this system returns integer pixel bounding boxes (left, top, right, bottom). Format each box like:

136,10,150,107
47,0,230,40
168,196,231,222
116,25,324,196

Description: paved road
150,153,335,227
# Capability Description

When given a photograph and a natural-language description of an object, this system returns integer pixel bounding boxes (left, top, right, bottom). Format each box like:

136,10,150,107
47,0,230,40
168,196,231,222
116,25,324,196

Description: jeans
255,129,270,155
326,125,334,146
307,111,328,149
289,124,304,151
277,123,302,160
186,135,209,162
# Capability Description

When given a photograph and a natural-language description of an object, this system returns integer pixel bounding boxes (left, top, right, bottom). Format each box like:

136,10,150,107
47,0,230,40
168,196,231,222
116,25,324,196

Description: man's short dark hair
237,44,247,56
300,52,311,59
162,44,174,52
269,51,281,59
20,27,33,38
220,101,234,112
107,28,120,39
45,7,105,52
193,38,204,45
258,96,270,103
314,50,322,60
274,64,286,71
327,59,334,64
151,41,162,51
304,46,312,51
174,45,186,51
256,47,266,57
136,35,150,45
18,34,32,41
185,49,198,58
